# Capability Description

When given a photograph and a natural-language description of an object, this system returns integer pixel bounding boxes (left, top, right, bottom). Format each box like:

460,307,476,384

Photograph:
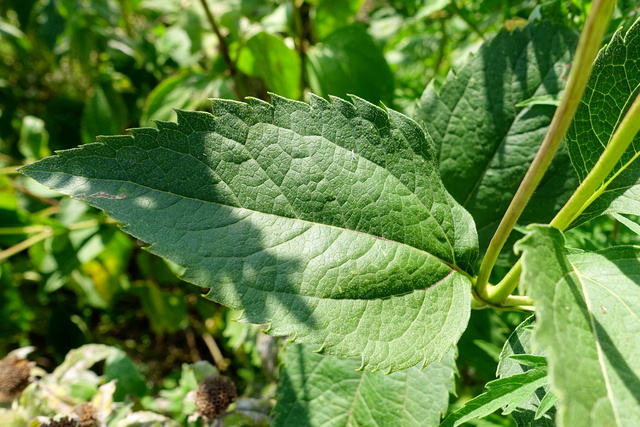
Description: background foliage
1,0,639,425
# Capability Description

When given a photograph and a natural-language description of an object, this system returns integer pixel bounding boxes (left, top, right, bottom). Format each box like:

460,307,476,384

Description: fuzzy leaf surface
274,343,455,427
517,225,640,426
415,22,578,248
21,95,477,372
566,18,640,225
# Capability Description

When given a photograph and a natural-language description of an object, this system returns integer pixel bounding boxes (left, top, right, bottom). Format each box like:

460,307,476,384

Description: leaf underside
21,94,478,372
517,226,640,426
274,343,456,427
415,22,579,249
566,18,640,225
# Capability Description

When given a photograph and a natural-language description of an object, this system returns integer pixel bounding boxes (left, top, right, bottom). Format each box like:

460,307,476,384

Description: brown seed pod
73,402,99,427
0,354,34,402
195,375,238,420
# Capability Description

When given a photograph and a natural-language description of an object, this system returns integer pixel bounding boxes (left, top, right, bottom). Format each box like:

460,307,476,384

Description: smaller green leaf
565,18,640,224
81,84,127,143
535,391,558,421
414,22,578,249
610,212,640,235
18,116,50,161
140,73,232,126
236,32,301,99
497,316,555,427
507,355,547,369
440,367,548,427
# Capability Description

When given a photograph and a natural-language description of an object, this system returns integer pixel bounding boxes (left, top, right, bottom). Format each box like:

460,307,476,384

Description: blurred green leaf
141,73,232,126
312,0,365,40
105,351,148,401
236,32,301,99
81,85,127,143
307,25,394,104
135,282,188,334
18,116,51,162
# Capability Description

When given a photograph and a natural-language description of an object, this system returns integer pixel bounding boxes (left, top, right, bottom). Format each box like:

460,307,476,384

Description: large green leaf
21,95,477,371
566,18,640,225
307,25,394,105
274,343,455,427
414,22,579,248
517,225,640,426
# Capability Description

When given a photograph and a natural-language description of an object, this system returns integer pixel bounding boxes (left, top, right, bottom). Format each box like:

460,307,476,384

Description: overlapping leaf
517,226,640,426
274,344,455,426
21,95,477,371
498,316,556,426
440,365,548,427
566,18,640,225
415,22,579,248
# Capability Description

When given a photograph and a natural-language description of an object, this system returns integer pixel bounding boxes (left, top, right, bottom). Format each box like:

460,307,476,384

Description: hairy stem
475,0,616,304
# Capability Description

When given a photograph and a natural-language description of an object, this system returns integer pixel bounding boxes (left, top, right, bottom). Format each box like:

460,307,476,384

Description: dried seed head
195,375,237,420
73,402,99,427
42,416,79,427
0,354,33,402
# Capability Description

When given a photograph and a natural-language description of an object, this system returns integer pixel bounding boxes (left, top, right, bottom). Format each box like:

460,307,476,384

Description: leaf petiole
550,92,640,230
474,0,617,304
492,91,640,300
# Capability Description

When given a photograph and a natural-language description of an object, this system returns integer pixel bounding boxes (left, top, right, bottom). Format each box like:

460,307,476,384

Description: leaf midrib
35,169,467,278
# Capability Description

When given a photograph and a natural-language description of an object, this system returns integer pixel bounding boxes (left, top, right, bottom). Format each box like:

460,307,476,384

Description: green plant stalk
495,93,640,297
492,92,640,296
474,0,616,304
0,166,21,174
0,225,50,234
0,229,52,262
551,92,640,230
0,218,109,261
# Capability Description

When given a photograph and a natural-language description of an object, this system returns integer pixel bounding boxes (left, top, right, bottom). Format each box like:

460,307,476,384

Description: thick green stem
474,0,616,304
551,92,640,230
492,91,640,300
